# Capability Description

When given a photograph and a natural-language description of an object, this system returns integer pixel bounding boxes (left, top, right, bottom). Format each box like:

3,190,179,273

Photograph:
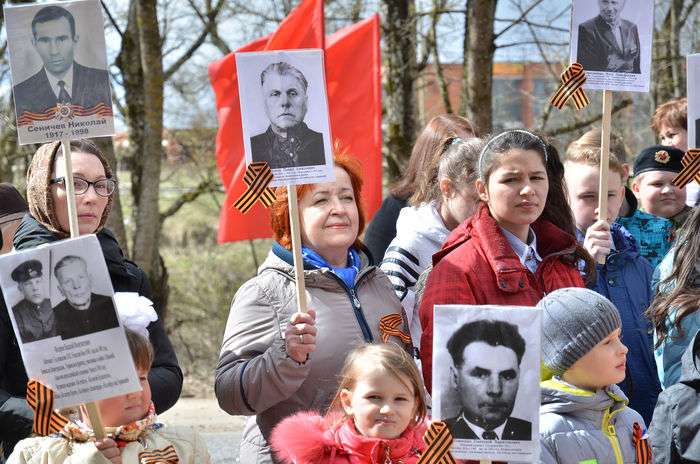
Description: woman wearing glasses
9,139,182,413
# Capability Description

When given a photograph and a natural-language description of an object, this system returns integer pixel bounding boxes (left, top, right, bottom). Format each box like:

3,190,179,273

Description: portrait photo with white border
4,0,114,145
236,49,334,187
0,235,139,408
432,304,541,462
569,0,654,92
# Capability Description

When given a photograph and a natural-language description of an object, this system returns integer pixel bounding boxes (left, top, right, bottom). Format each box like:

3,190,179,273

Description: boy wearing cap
617,145,689,268
539,288,650,464
10,260,56,343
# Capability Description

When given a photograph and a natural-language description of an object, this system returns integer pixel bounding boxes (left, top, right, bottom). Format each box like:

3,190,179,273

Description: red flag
212,2,382,243
211,0,324,243
326,14,382,221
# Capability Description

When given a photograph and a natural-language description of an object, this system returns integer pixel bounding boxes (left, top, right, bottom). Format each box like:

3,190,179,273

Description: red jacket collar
433,203,578,292
333,419,424,462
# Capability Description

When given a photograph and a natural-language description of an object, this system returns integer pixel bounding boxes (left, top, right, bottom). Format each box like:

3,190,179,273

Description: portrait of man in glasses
11,4,112,120
52,254,118,340
250,61,325,169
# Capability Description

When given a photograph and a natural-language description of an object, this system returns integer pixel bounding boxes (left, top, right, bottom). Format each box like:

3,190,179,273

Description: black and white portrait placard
432,304,541,462
0,235,139,408
569,0,654,92
4,0,114,145
688,54,700,149
236,49,334,187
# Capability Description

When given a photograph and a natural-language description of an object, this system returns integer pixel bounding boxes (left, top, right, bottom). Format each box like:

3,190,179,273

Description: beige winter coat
214,244,407,464
7,425,211,463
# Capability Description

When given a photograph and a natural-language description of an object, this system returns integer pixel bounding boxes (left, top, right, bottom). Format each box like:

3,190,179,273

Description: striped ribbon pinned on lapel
417,421,456,464
233,161,276,214
379,313,412,344
139,445,179,463
26,379,68,436
672,149,700,187
549,63,590,110
632,422,651,464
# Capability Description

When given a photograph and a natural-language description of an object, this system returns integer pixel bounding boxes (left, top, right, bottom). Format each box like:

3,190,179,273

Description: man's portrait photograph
569,0,653,92
237,49,334,187
432,305,541,462
5,0,115,144
52,254,119,340
9,259,57,344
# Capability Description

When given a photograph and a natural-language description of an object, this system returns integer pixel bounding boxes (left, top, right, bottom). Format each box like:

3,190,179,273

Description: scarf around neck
301,245,361,289
61,403,158,446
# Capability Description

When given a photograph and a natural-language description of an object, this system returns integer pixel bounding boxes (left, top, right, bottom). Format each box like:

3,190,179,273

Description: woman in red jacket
419,130,592,392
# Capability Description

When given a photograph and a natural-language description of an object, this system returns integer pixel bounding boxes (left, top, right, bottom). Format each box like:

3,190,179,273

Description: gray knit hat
538,287,621,376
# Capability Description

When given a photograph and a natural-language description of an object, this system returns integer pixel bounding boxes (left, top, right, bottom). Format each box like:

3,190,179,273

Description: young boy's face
564,161,625,231
96,367,151,427
658,124,688,152
563,328,628,390
631,171,686,218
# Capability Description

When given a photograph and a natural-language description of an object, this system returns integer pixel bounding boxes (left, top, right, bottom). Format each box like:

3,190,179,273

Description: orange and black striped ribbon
672,149,700,187
26,379,68,436
549,63,589,111
417,421,456,464
632,422,651,464
139,445,179,463
379,313,412,344
233,161,276,214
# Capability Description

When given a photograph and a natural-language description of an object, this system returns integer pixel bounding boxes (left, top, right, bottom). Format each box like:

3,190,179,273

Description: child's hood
540,378,628,418
679,331,700,384
394,202,450,247
270,411,427,463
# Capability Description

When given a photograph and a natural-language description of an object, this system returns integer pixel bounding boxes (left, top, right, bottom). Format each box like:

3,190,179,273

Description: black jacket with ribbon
0,215,183,458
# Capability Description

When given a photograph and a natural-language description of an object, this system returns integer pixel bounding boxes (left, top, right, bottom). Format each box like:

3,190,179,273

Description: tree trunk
95,138,128,253
132,0,166,313
382,0,418,182
461,0,497,135
652,0,685,106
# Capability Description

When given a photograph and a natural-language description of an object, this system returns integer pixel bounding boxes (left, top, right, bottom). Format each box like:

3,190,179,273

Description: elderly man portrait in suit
577,0,640,74
250,61,325,169
12,5,111,118
445,319,532,441
10,260,56,344
52,255,118,340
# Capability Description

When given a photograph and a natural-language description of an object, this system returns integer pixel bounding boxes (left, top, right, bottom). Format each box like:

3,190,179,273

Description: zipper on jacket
328,270,374,343
602,407,624,464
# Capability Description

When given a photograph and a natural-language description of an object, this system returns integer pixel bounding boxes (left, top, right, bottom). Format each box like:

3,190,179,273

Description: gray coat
540,378,646,464
649,332,700,463
214,244,406,463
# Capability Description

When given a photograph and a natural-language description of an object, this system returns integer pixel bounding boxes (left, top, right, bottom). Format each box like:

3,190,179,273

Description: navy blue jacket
587,223,661,424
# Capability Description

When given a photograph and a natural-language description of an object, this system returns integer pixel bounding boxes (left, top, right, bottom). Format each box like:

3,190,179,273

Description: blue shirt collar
500,226,542,270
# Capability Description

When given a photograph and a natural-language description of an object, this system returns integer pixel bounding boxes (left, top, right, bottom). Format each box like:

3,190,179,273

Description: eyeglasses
50,177,117,197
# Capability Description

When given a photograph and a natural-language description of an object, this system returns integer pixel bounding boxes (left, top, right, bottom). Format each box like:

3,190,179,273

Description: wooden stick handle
60,140,80,239
84,401,106,439
597,90,613,265
288,186,308,313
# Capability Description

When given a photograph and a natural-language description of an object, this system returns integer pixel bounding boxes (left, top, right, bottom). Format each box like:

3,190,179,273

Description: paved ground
159,398,245,464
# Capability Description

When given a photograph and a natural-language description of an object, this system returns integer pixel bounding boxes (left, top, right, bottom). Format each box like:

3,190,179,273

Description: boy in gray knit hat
537,288,651,464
